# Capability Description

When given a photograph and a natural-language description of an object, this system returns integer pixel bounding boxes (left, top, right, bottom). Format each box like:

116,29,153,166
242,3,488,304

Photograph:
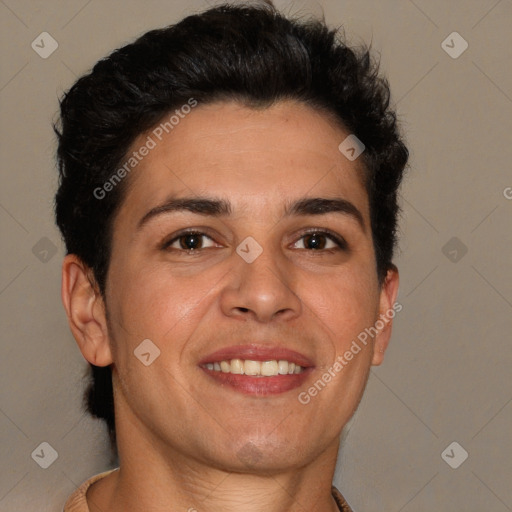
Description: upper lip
199,344,315,368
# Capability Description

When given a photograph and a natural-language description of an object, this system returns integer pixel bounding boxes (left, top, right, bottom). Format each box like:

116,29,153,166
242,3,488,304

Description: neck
88,418,342,512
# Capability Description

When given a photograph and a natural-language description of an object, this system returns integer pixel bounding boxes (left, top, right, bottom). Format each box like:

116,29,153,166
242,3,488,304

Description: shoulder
331,485,355,512
63,468,119,512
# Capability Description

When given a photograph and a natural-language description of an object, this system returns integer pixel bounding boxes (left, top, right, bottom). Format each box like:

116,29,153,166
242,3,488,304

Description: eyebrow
137,195,366,232
284,196,365,231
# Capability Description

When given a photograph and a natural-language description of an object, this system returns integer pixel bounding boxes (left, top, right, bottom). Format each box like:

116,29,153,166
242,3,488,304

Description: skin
62,100,399,512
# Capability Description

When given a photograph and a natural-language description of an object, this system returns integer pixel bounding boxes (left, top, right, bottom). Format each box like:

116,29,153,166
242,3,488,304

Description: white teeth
244,360,261,376
230,358,244,374
278,360,289,374
204,359,305,376
261,360,279,376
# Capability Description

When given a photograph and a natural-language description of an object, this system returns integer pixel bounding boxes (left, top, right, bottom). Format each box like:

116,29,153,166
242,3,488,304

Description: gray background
1,0,511,510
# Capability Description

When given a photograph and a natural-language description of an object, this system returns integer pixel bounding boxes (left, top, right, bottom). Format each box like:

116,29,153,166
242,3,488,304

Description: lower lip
200,366,314,395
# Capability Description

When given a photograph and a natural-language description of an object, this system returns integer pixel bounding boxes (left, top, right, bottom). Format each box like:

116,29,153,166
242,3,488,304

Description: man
56,2,408,511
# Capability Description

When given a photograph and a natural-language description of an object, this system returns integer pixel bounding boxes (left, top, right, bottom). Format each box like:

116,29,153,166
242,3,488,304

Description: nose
219,245,302,323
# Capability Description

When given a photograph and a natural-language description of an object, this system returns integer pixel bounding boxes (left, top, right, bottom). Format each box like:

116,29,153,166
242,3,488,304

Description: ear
61,254,113,367
371,265,400,366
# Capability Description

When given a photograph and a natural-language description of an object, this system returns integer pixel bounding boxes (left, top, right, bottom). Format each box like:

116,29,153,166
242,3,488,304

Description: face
66,99,398,473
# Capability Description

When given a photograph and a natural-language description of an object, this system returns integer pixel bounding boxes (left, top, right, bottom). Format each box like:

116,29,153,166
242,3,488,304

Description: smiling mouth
201,358,305,376
198,343,314,394
199,359,313,396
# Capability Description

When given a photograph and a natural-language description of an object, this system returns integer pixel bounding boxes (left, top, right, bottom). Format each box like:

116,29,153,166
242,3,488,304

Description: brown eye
303,233,329,250
164,231,216,251
293,231,347,251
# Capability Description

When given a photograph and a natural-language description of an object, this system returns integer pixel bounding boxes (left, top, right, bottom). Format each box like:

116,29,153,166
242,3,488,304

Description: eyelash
161,228,348,253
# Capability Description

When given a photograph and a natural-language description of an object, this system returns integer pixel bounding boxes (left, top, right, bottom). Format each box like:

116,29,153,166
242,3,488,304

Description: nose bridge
220,235,302,322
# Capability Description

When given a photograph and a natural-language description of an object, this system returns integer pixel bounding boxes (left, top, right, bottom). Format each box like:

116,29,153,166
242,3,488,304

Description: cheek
110,263,198,332
304,263,379,347
107,265,209,405
107,261,226,372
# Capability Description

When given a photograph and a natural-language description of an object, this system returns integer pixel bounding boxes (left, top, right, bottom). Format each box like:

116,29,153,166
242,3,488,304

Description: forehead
117,100,369,223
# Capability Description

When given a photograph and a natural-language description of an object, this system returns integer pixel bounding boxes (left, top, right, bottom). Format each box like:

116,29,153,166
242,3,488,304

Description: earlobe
371,265,400,366
61,255,113,367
